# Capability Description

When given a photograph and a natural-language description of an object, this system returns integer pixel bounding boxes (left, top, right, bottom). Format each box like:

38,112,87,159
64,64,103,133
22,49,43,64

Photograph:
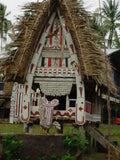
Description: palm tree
89,9,109,49
102,0,120,48
0,3,11,51
90,11,103,36
113,32,120,48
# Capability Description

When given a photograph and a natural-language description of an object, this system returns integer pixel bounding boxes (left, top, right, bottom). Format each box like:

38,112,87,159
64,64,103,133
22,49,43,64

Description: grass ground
0,123,120,160
0,123,120,135
99,124,120,148
83,153,120,160
83,153,108,160
0,123,120,147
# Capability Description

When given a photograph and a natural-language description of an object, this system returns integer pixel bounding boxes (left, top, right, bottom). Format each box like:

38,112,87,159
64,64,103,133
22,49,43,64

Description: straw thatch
0,0,117,95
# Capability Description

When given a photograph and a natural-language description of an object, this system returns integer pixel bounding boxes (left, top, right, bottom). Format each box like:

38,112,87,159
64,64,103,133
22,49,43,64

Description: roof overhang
107,49,120,70
102,93,120,104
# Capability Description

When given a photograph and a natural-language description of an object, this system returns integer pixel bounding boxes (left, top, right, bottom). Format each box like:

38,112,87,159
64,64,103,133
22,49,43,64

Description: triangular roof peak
2,0,116,94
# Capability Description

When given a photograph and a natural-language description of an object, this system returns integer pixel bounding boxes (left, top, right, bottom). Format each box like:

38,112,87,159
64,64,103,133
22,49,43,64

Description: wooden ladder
85,126,120,159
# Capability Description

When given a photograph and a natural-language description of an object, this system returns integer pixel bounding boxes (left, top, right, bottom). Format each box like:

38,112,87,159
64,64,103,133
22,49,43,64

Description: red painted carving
21,102,30,122
68,109,72,112
25,85,28,95
79,107,83,111
37,43,42,53
50,23,54,45
75,103,85,125
16,91,18,116
30,64,34,74
53,111,75,117
59,58,62,67
70,44,74,54
75,116,84,125
79,87,82,97
24,106,27,110
45,23,50,32
48,58,51,67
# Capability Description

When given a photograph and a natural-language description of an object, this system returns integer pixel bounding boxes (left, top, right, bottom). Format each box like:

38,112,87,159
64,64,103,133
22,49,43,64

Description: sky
0,0,104,24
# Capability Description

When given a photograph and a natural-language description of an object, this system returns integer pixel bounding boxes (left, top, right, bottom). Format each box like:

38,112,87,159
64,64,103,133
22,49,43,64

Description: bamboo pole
98,0,111,160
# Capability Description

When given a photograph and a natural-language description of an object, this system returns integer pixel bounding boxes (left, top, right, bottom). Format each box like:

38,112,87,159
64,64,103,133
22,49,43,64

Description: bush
2,134,23,160
63,127,88,151
61,155,74,160
63,127,88,160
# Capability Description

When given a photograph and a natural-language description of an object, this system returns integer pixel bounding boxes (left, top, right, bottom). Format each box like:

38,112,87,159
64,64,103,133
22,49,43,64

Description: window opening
69,84,76,107
41,57,45,67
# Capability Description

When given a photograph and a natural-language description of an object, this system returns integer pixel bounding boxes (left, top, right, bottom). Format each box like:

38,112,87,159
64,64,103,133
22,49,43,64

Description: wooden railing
85,126,120,159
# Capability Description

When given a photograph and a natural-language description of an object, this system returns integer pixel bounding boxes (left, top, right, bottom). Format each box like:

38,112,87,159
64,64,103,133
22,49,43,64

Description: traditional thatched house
1,0,117,126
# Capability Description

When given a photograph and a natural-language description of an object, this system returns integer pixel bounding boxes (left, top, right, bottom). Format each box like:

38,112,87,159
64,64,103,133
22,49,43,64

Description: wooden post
98,1,112,159
85,130,92,154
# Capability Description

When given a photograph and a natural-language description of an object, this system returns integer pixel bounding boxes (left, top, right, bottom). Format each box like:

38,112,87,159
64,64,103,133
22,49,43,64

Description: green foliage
51,154,57,160
99,124,120,135
102,0,120,48
113,33,120,48
115,136,120,148
0,3,12,51
63,127,88,151
2,134,23,160
24,155,30,160
37,156,46,160
61,155,74,160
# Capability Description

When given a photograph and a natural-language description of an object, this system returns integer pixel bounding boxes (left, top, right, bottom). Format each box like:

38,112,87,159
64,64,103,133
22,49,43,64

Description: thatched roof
1,0,117,95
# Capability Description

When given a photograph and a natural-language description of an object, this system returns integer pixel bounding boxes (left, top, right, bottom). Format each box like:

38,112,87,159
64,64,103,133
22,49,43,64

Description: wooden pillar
24,122,33,133
59,121,63,134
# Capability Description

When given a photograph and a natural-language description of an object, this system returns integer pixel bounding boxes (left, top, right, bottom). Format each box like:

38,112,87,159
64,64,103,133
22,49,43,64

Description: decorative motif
79,107,83,111
25,85,29,95
37,43,42,53
70,44,74,54
79,87,82,97
31,111,39,115
30,64,34,74
39,97,59,128
75,101,85,125
39,82,73,96
10,82,18,123
68,108,73,112
15,91,19,116
53,111,75,117
48,58,51,67
75,116,85,125
24,106,27,110
45,23,50,32
50,23,54,45
21,102,30,122
35,68,75,78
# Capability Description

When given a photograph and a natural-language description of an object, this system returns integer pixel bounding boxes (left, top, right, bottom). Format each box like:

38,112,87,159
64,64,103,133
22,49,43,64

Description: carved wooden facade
10,9,102,125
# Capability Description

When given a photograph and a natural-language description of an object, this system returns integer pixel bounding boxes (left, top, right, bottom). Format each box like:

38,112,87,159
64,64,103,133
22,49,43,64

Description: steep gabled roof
1,0,116,94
